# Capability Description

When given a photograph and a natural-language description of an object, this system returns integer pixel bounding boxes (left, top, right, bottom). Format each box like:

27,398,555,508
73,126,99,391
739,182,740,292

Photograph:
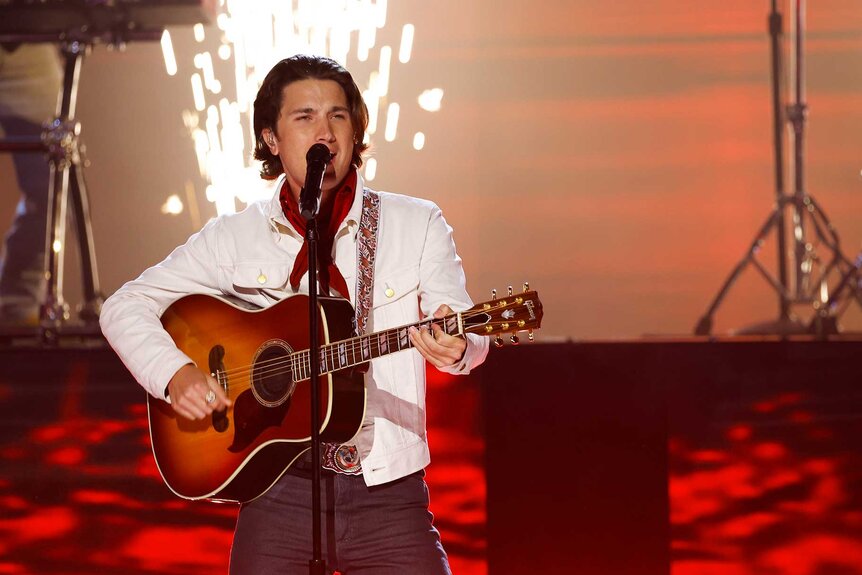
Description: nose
317,118,335,143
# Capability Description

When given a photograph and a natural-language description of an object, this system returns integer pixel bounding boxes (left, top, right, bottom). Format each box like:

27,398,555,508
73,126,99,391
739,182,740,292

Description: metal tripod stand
694,0,862,336
0,39,106,342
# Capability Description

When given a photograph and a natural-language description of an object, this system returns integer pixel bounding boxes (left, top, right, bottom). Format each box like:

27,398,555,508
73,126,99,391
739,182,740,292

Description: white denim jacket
100,174,489,486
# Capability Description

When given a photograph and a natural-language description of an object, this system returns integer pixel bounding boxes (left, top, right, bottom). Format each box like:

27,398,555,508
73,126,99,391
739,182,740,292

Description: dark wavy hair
253,54,369,179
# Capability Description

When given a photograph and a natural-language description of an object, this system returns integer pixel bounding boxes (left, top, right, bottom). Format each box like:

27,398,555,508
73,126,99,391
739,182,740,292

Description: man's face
264,78,356,202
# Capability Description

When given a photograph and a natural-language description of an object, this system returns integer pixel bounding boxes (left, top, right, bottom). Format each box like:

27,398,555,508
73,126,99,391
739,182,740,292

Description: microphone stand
299,142,330,573
304,209,325,575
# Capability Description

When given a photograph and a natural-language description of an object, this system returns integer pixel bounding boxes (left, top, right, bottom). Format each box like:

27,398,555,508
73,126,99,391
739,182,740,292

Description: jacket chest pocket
370,266,421,328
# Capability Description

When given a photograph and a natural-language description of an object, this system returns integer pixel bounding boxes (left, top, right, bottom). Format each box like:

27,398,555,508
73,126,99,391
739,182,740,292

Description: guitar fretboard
290,313,463,381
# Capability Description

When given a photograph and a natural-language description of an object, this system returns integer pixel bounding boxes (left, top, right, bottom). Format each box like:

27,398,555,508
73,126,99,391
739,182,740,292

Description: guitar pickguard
229,389,292,453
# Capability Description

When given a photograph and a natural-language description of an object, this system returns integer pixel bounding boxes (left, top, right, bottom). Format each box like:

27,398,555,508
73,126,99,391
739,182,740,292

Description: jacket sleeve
99,218,225,400
417,204,490,375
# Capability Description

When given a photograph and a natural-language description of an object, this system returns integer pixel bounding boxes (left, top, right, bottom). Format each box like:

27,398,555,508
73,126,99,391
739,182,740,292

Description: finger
168,367,213,420
409,326,438,363
428,323,456,350
181,405,205,421
428,324,465,362
177,395,207,420
171,403,192,420
205,374,233,409
179,381,214,418
187,382,215,416
410,326,451,367
433,304,453,319
420,324,442,349
408,326,429,352
430,322,453,344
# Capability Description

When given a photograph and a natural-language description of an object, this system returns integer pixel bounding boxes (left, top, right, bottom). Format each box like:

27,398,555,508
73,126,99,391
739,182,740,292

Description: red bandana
279,169,356,298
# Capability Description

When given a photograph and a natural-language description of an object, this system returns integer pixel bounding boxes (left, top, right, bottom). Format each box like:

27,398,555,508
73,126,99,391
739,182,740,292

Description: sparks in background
161,0,444,215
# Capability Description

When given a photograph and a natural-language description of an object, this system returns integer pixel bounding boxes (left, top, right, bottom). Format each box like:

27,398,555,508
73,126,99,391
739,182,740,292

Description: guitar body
148,294,366,503
145,287,543,503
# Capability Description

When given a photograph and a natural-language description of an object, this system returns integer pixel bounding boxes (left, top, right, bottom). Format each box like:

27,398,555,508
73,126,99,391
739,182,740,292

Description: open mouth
324,151,337,169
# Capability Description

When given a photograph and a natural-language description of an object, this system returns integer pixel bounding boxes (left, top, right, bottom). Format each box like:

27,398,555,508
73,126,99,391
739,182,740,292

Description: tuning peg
491,289,497,300
494,335,504,348
528,329,534,342
507,285,513,296
510,334,520,345
523,281,530,292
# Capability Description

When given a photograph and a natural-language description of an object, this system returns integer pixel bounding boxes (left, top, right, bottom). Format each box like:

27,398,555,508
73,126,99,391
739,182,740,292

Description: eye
331,112,348,120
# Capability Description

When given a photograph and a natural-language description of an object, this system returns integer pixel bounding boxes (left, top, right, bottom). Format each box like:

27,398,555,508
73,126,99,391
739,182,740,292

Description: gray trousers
229,469,451,574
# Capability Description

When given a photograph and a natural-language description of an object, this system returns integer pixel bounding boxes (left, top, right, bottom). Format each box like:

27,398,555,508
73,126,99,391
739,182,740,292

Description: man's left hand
409,304,467,368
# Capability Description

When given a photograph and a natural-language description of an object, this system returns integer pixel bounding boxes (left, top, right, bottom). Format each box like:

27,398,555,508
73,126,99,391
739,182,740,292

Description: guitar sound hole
251,341,295,407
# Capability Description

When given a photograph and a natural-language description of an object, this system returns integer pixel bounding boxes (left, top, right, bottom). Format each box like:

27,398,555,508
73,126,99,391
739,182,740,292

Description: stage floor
0,341,486,574
3,337,862,574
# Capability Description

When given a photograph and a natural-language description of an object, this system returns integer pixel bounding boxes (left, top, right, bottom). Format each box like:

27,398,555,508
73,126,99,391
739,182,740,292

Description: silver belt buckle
322,443,362,475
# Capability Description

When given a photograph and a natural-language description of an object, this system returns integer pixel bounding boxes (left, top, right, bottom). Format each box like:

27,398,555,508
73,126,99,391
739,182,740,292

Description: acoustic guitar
149,287,543,502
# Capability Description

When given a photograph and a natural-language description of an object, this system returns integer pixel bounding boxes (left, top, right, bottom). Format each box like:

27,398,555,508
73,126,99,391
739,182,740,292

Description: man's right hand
167,364,232,420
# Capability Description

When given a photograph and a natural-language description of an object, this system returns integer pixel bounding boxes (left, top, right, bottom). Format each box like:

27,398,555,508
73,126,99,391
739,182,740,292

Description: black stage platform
482,339,862,575
2,336,861,574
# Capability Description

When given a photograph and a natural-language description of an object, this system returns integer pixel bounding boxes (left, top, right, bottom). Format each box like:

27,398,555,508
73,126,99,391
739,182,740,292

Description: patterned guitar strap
322,188,380,475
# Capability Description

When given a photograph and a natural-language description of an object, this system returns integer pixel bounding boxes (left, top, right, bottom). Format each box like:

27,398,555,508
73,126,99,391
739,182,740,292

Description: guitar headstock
463,283,543,347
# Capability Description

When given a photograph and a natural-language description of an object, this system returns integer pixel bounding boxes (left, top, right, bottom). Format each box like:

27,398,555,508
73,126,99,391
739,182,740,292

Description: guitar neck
288,288,543,381
291,314,463,381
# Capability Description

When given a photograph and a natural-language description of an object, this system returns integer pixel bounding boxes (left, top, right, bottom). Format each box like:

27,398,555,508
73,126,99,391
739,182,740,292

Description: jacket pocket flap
372,266,420,306
231,264,291,289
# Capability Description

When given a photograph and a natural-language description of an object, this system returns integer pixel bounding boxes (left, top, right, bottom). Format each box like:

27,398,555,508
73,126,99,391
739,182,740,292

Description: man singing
100,54,488,573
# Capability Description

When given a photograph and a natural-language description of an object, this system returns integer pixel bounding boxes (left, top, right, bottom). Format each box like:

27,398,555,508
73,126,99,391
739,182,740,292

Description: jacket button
257,274,267,284
384,287,395,298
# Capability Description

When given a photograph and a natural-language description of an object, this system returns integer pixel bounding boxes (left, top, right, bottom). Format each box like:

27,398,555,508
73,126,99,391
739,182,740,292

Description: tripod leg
68,162,103,322
40,161,71,340
810,252,862,336
695,258,753,336
694,206,784,335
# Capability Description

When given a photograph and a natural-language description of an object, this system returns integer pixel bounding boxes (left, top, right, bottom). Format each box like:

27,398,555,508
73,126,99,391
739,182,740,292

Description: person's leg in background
0,44,61,324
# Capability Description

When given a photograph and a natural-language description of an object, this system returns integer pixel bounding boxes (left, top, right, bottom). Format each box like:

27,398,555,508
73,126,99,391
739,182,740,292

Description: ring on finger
205,390,216,404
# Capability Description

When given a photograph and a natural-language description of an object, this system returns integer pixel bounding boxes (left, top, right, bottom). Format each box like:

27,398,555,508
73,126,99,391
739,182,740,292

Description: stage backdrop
1,1,860,340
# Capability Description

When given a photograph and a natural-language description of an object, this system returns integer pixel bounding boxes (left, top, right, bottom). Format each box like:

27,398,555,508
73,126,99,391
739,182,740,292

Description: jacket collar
266,172,366,240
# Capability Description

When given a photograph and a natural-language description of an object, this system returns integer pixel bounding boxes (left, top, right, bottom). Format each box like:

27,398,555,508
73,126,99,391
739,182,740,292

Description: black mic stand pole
300,143,330,574
304,209,325,575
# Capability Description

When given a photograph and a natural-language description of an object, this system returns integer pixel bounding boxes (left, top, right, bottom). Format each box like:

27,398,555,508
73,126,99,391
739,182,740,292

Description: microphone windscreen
306,143,332,164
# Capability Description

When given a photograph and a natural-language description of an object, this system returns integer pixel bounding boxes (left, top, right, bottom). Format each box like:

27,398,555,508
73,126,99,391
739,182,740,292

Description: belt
290,443,362,477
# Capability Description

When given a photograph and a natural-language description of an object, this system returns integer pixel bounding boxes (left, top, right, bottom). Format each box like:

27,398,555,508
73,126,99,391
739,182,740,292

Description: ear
262,128,278,155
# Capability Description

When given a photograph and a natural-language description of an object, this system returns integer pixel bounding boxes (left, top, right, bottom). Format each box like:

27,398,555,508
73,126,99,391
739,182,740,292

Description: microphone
299,143,333,221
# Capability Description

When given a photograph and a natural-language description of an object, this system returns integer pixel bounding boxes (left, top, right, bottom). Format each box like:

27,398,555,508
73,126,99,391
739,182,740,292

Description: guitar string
223,312,533,385
220,302,532,379
218,316,452,383
213,303,516,381
241,316,474,383
216,315,441,379
221,322,511,387
214,310,475,379
213,306,520,384
218,302,533,384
